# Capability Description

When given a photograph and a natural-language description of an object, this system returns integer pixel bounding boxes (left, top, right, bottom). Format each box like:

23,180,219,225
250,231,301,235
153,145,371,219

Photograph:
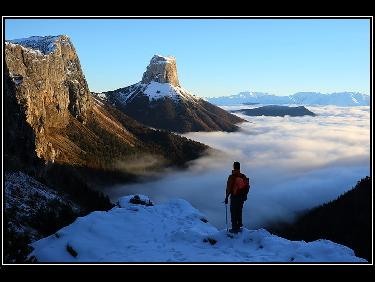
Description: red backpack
233,175,250,196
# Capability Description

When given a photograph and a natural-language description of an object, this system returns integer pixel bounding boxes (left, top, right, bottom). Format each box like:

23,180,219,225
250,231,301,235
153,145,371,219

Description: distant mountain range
207,91,370,106
232,105,316,117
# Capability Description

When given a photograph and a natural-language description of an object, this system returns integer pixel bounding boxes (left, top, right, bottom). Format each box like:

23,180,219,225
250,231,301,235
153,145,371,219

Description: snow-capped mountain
290,92,370,106
208,92,291,106
100,55,244,133
4,36,208,169
207,91,370,106
30,195,366,262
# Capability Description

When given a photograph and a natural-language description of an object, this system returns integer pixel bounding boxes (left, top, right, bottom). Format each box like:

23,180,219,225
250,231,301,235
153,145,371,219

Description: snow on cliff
111,81,200,105
143,81,199,102
7,35,66,55
29,195,366,263
100,54,200,105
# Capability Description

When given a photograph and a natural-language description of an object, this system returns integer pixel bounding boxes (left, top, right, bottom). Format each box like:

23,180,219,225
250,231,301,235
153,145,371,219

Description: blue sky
5,18,370,97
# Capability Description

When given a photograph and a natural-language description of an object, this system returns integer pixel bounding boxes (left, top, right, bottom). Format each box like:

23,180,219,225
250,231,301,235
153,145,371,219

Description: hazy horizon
5,18,370,97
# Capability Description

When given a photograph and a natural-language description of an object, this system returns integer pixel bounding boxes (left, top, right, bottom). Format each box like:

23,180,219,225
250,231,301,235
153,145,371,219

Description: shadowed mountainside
232,105,316,117
268,177,371,262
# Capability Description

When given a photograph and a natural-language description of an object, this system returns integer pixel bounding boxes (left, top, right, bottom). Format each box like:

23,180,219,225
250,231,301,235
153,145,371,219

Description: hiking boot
229,228,240,234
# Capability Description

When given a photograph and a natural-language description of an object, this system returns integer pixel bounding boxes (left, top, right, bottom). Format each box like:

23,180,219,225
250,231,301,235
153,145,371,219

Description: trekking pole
226,204,228,232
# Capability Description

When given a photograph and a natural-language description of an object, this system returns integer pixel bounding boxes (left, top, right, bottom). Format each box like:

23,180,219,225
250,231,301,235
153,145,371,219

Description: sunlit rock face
101,54,245,133
5,35,91,162
141,55,180,87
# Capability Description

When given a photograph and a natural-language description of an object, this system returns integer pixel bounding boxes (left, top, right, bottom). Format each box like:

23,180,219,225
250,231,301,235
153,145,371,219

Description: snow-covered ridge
107,81,200,105
143,81,200,102
6,35,68,55
30,195,366,262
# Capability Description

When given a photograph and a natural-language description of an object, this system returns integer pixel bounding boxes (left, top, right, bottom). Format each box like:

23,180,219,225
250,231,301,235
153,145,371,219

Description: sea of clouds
106,105,370,230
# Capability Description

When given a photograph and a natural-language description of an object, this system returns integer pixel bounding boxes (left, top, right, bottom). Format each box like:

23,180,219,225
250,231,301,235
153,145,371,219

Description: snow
5,172,64,210
29,195,366,262
150,54,176,65
6,41,45,57
117,82,143,104
208,92,370,107
8,72,23,85
291,92,370,106
7,35,64,55
97,93,107,100
143,81,198,102
5,172,80,240
109,81,200,105
65,60,76,75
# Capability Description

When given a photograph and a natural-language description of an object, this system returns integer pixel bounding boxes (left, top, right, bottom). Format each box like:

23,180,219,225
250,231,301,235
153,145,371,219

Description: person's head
233,161,240,170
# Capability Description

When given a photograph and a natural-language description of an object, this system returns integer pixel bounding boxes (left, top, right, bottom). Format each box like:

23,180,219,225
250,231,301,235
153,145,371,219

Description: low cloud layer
106,106,370,230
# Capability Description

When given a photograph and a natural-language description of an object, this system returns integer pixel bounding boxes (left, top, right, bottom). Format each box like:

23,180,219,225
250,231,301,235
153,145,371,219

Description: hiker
224,161,250,233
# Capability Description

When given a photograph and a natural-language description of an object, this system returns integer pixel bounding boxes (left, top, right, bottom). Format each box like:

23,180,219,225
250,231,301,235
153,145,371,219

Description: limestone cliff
4,37,208,169
101,54,245,133
141,55,180,87
5,35,90,162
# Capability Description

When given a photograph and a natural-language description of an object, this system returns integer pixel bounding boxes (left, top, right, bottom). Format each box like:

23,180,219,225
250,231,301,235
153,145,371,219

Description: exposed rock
5,37,208,169
5,35,90,163
102,54,245,133
141,55,180,87
3,64,40,171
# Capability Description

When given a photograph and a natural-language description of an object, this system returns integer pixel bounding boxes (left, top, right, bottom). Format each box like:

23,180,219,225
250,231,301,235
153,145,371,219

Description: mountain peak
142,54,180,87
150,54,176,63
6,35,71,55
102,55,244,133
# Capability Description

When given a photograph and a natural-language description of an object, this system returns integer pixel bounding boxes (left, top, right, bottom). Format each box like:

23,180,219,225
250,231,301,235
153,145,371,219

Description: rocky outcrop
4,37,208,169
5,35,91,162
141,55,180,87
3,64,39,171
102,54,245,133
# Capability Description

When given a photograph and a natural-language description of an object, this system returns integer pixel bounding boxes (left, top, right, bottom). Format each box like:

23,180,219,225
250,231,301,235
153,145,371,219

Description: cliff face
5,36,91,162
4,36,208,170
141,55,180,87
3,64,39,171
102,54,245,133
